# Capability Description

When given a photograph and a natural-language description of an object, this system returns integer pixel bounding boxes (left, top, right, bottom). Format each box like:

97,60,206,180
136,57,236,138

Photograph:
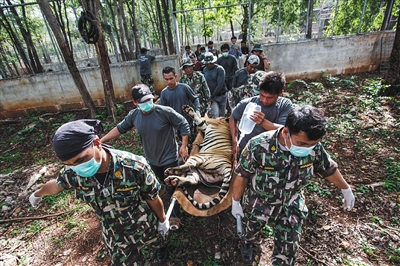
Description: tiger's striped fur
164,105,232,209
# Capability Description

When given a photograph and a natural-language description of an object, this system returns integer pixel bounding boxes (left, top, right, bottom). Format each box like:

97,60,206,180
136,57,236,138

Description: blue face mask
201,52,205,56
222,52,229,57
138,100,154,112
70,148,102,177
285,134,315,157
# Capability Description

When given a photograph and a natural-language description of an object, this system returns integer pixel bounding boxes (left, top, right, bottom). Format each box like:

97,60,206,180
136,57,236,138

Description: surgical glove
158,220,170,235
195,111,201,117
341,187,355,210
231,198,244,218
29,192,42,208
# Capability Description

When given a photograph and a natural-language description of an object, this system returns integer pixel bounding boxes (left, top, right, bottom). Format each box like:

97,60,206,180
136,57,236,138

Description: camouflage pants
101,202,160,266
242,194,308,266
141,74,154,94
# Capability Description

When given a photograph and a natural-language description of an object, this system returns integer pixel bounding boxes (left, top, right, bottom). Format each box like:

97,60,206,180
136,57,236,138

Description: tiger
164,105,232,209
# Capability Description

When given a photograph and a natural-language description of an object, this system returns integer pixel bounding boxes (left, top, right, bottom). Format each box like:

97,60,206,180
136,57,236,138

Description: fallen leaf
340,241,350,249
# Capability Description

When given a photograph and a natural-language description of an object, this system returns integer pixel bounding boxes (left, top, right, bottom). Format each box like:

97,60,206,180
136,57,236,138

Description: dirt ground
0,71,399,266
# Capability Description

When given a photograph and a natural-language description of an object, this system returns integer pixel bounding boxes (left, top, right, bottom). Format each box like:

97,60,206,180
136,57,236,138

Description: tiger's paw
164,176,179,187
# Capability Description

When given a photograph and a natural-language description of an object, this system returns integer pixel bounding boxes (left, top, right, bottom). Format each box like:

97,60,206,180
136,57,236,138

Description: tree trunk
116,0,129,61
98,2,120,62
383,13,400,96
130,1,141,58
37,0,96,118
85,0,117,120
230,19,234,37
306,0,314,39
6,0,44,73
0,11,32,75
121,1,134,60
161,0,175,54
156,0,168,54
241,4,249,42
381,0,394,31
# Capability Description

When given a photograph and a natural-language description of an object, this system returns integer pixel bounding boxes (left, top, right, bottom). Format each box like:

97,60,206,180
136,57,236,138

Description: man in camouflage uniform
29,119,169,265
179,57,211,117
231,106,355,265
228,68,266,110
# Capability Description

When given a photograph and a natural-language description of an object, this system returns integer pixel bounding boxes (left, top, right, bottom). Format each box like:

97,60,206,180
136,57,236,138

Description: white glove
29,192,42,208
341,187,355,210
231,198,244,218
158,220,170,235
195,111,201,117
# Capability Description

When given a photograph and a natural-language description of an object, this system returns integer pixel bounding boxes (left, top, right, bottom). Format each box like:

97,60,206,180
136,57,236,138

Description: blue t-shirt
117,105,190,166
160,83,199,124
232,96,293,149
138,53,155,75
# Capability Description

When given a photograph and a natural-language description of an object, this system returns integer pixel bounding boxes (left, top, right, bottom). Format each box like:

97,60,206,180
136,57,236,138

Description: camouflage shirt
235,128,337,213
56,146,161,233
180,71,211,116
228,71,259,110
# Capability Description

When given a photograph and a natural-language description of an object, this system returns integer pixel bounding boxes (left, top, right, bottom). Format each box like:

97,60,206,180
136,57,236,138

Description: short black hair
259,71,285,95
208,41,214,45
241,40,246,44
220,43,230,51
185,45,191,50
231,36,237,40
162,66,176,75
285,105,327,140
200,46,206,51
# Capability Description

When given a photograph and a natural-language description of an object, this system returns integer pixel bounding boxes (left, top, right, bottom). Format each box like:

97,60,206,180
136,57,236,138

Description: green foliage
371,216,384,226
325,0,387,36
359,238,378,256
383,159,400,192
304,180,331,197
43,189,73,210
27,220,44,234
388,247,400,264
356,185,370,194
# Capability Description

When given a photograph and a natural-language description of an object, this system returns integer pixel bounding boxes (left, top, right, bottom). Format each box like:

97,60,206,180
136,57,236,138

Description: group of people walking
28,39,355,266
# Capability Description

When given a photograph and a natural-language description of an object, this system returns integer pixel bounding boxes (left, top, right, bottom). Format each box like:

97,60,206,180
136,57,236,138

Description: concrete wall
0,32,394,118
265,32,393,80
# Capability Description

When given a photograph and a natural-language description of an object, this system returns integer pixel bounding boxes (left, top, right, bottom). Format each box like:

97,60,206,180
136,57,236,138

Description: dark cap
131,84,154,103
140,47,149,53
53,119,103,161
251,44,263,52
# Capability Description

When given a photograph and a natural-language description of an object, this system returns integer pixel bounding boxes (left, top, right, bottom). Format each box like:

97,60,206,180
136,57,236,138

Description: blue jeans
210,94,227,118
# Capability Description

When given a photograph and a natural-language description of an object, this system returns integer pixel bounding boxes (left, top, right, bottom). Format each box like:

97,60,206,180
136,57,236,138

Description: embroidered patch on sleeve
145,173,155,185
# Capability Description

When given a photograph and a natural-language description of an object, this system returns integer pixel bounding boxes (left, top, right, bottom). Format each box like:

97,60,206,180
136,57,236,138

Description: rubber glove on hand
341,187,355,210
29,192,42,208
231,198,244,218
158,220,170,235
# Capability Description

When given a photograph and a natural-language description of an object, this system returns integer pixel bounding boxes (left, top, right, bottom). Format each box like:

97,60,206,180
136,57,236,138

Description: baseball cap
131,84,154,103
181,58,194,69
247,55,260,66
251,71,267,86
202,52,217,64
